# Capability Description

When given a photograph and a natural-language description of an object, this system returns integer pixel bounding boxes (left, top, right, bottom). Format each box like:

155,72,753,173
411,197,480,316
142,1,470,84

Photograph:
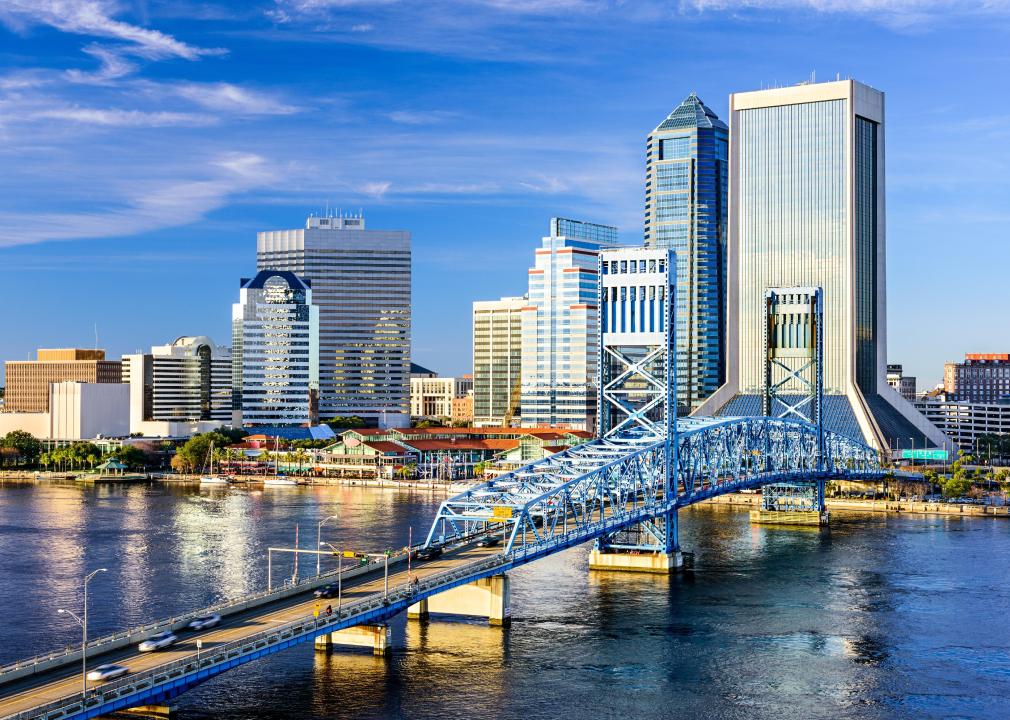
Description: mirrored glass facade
645,93,728,414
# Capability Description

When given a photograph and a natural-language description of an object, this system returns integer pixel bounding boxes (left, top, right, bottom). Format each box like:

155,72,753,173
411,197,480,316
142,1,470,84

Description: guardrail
4,553,509,720
0,552,409,687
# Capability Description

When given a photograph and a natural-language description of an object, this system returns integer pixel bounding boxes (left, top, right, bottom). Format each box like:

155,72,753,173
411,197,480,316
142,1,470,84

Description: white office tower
232,270,319,427
695,79,947,454
473,296,526,427
257,215,410,429
122,336,231,436
521,217,619,431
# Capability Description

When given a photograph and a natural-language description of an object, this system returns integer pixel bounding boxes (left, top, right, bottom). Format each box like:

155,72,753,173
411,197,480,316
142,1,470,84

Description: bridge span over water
0,248,897,719
0,416,885,720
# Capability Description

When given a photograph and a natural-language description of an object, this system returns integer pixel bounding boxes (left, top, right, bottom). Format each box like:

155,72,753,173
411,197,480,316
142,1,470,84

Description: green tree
0,431,42,467
941,472,973,499
325,415,366,430
172,432,233,473
109,445,147,469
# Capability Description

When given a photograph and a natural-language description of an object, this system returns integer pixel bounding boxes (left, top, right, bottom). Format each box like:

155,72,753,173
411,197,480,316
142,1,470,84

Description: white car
86,664,128,682
188,613,221,631
138,631,178,652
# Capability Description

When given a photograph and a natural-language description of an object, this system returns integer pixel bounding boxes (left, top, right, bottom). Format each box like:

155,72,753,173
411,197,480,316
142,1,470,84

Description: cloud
0,152,270,247
0,0,224,60
359,181,392,198
386,110,459,125
678,0,1010,28
30,106,214,127
65,43,138,84
169,82,301,115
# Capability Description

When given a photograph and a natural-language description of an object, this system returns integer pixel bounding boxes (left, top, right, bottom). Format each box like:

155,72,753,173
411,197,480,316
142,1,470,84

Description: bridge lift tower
592,247,682,572
759,286,827,522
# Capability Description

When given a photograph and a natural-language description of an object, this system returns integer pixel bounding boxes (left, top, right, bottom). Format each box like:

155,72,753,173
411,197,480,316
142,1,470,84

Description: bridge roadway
0,542,502,719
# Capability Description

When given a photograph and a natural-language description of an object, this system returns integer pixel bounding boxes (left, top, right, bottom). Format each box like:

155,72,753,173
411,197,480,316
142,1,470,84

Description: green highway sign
899,448,948,461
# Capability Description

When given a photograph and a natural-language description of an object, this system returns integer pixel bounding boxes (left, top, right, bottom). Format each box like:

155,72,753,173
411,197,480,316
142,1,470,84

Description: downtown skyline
2,1,1010,389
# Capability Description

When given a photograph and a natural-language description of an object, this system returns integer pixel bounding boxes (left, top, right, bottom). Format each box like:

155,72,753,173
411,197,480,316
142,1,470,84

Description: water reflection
2,485,1010,719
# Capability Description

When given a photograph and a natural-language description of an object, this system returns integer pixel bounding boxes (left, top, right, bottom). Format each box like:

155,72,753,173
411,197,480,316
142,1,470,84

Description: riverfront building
232,270,319,427
3,349,121,414
645,94,729,414
695,79,948,453
521,217,618,431
121,336,231,436
943,354,1010,403
257,215,411,428
473,296,525,427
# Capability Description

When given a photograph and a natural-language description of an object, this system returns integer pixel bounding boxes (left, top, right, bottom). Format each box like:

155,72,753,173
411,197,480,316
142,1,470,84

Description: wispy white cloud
0,0,223,60
0,152,271,247
65,43,138,84
386,109,459,125
678,0,1010,28
169,82,301,115
30,106,214,127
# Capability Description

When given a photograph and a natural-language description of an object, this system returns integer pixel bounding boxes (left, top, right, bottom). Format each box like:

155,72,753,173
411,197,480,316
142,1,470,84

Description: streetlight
316,514,339,577
320,542,343,610
58,568,107,697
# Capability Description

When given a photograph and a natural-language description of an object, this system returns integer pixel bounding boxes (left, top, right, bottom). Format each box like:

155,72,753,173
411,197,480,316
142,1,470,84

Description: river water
1,481,1008,719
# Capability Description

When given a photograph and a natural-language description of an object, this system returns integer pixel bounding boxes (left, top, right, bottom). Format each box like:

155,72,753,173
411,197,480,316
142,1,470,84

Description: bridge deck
0,544,501,719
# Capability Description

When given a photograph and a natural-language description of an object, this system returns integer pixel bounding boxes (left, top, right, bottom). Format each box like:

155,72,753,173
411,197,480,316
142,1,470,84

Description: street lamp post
320,542,343,610
58,568,107,697
316,515,339,577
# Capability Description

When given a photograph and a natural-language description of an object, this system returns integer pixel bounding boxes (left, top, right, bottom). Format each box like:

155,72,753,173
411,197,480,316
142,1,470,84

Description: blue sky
1,1,1008,388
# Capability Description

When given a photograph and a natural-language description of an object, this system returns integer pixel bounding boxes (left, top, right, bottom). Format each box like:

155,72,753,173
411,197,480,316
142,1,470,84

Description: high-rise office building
645,93,729,414
3,349,121,414
521,217,618,430
473,296,525,427
232,270,319,427
122,336,231,435
257,215,410,428
696,79,948,453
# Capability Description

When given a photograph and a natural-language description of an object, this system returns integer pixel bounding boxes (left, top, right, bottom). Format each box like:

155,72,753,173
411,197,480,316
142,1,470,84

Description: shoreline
700,492,1010,518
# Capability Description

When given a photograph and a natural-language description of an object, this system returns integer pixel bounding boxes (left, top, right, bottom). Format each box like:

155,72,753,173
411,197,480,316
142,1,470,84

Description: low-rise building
451,392,474,425
319,426,591,479
0,382,129,440
410,375,473,420
914,397,1010,453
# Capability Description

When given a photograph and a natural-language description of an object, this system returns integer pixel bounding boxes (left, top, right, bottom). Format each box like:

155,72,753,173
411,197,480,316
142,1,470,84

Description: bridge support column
408,574,510,626
589,548,683,573
317,624,391,655
117,705,178,719
751,482,828,526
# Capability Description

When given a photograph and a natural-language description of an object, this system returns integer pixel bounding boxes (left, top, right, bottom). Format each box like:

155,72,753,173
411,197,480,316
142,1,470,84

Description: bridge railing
0,552,402,685
5,552,510,720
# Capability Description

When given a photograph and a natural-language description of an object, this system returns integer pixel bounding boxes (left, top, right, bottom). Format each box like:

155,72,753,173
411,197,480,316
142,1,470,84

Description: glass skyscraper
645,93,728,414
696,79,949,453
232,270,319,427
521,217,618,430
257,215,411,428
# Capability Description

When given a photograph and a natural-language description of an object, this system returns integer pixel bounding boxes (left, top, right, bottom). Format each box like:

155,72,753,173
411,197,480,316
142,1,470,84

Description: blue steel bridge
0,249,891,719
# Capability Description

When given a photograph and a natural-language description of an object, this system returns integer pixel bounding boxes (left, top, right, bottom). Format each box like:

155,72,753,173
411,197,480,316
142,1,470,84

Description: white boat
199,440,231,485
263,477,298,487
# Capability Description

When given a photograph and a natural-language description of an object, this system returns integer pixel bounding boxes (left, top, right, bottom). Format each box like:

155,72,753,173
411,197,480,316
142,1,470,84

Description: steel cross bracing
425,416,883,559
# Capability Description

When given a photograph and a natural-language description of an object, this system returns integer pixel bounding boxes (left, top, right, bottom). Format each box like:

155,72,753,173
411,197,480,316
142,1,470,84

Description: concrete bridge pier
750,480,828,526
115,705,178,719
589,509,684,573
314,624,391,655
408,574,510,626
